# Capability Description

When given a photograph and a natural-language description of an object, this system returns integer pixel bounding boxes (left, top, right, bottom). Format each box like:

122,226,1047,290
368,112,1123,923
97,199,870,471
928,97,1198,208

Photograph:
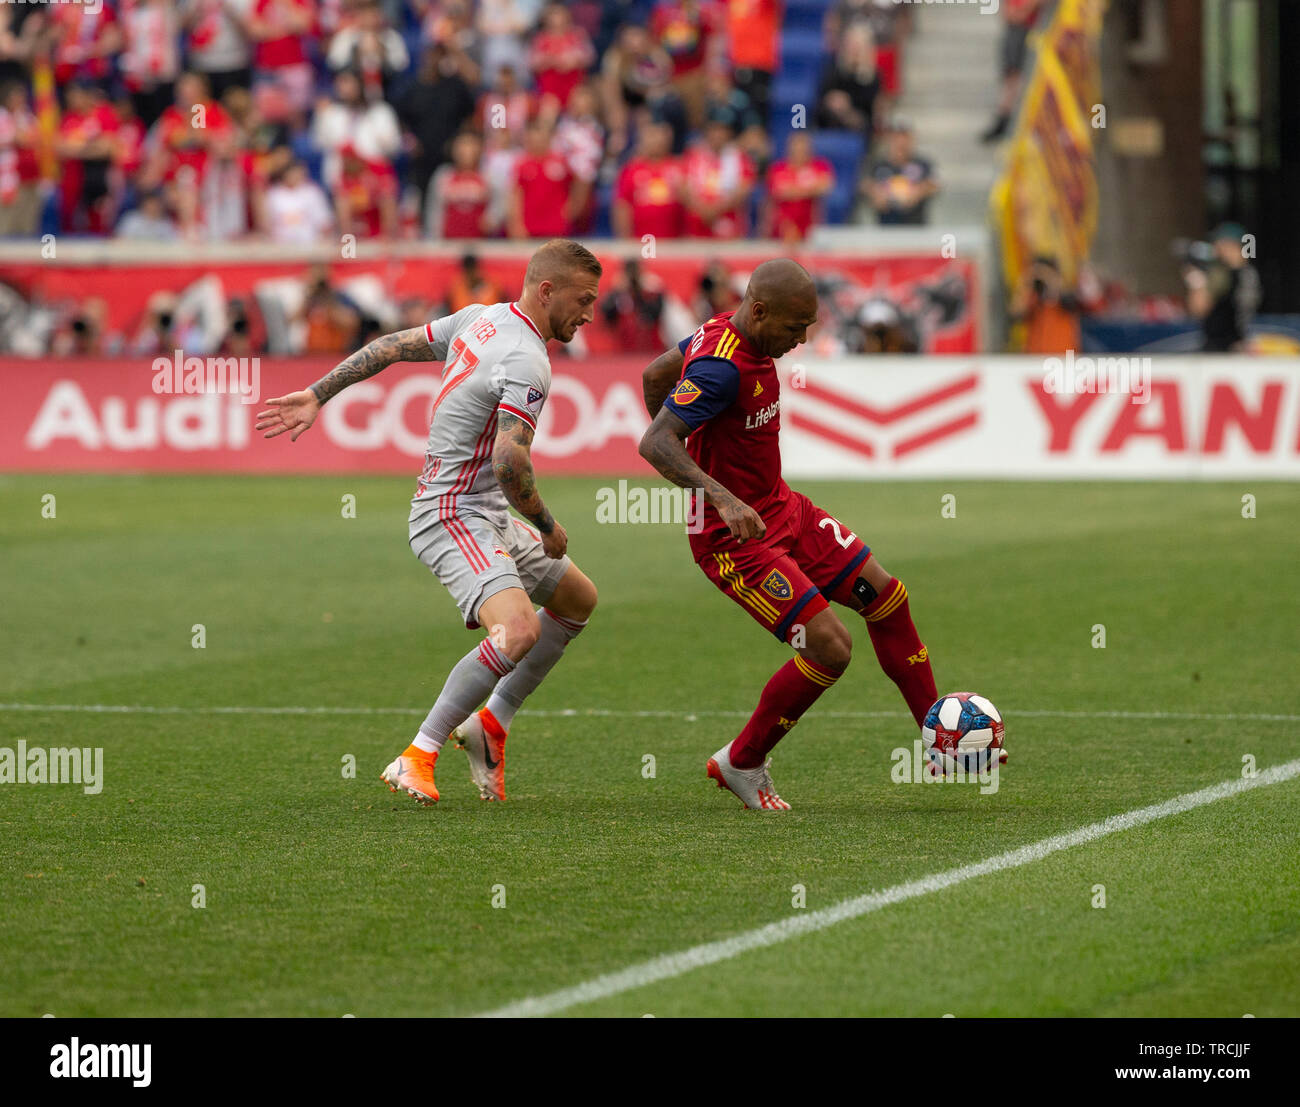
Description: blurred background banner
0,244,980,357
9,354,1298,480
991,0,1105,298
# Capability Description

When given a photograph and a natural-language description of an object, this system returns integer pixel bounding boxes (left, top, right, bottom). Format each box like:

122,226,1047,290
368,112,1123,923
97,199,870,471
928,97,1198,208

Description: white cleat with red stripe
706,743,792,811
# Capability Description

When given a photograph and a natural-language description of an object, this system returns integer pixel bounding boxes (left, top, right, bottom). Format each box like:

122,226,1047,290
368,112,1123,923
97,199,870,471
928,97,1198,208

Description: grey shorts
409,509,571,629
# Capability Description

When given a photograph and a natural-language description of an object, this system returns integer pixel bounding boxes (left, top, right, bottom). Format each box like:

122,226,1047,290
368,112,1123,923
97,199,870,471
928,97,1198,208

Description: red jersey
682,144,754,237
338,159,396,237
663,311,791,553
156,101,232,181
766,156,833,240
515,151,572,237
439,167,489,238
253,0,314,68
615,155,684,239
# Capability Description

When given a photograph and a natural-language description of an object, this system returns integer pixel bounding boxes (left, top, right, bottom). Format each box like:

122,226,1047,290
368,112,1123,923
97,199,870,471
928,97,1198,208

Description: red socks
729,655,841,769
861,577,936,726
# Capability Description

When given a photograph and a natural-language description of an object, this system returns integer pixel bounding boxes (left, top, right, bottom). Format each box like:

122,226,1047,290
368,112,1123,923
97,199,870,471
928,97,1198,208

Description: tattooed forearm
642,345,685,417
492,413,555,534
308,326,437,404
637,409,737,510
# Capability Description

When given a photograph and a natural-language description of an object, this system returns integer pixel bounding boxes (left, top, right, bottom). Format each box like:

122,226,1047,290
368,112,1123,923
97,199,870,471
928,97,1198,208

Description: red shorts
696,491,870,643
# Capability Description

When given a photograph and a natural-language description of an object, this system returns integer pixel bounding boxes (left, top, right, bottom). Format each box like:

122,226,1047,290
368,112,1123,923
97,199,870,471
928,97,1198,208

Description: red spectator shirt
727,0,780,73
439,168,490,238
156,101,233,181
515,151,572,237
531,29,595,109
681,145,755,238
652,0,722,76
253,0,315,69
615,155,684,240
51,2,120,85
766,155,833,240
338,158,396,237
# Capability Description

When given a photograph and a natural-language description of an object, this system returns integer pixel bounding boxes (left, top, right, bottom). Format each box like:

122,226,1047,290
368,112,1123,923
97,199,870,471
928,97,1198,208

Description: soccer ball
921,692,1005,775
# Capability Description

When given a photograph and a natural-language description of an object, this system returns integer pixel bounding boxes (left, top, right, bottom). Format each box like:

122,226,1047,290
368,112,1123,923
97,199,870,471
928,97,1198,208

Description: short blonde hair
524,239,603,288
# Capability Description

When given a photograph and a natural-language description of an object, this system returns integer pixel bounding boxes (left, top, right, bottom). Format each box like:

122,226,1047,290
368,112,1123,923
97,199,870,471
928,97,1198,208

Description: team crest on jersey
526,386,544,411
494,546,513,561
671,379,702,405
760,570,792,600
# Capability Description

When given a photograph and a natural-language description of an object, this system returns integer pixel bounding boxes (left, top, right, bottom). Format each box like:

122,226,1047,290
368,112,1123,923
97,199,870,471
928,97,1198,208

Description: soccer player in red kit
638,258,938,810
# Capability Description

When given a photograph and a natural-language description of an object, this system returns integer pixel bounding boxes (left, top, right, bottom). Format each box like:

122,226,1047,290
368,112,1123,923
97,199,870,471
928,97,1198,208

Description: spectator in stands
651,0,724,128
427,130,491,239
680,110,755,238
248,0,318,118
981,0,1044,143
816,22,880,150
826,0,905,116
764,132,834,242
334,141,399,238
613,120,684,241
120,0,183,128
417,0,483,85
703,67,767,165
223,85,293,186
326,0,409,101
508,117,574,238
182,0,255,102
864,119,938,225
397,44,478,207
111,95,148,182
481,123,521,235
313,67,402,190
601,259,666,352
200,128,258,240
262,157,334,242
552,82,605,234
447,253,504,312
0,81,42,237
477,0,541,88
725,0,780,122
1184,223,1261,353
0,5,48,92
602,23,675,161
116,190,181,241
1009,256,1083,355
530,3,596,112
56,81,119,234
149,73,235,237
50,0,122,90
478,62,535,143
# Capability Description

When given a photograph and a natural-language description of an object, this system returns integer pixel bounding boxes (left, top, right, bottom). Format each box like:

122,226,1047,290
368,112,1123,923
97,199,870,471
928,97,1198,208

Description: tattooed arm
638,408,766,543
493,412,568,559
255,326,437,441
641,344,685,417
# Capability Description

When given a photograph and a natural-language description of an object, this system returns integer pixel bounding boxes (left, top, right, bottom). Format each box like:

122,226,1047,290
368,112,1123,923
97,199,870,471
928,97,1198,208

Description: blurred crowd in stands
0,0,940,243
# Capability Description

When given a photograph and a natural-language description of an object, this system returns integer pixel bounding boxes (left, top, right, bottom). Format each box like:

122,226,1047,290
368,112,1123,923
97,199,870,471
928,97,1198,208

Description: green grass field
1,474,1298,1017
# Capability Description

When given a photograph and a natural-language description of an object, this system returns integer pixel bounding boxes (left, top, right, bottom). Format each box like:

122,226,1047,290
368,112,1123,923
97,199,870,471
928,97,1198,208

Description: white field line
476,758,1300,1018
0,703,1298,724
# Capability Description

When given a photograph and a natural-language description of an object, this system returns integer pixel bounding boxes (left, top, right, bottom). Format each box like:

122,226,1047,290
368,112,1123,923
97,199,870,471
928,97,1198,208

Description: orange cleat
381,744,440,805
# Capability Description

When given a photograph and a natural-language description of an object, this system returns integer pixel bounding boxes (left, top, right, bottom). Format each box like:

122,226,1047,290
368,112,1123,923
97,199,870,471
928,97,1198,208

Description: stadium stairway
894,4,1002,227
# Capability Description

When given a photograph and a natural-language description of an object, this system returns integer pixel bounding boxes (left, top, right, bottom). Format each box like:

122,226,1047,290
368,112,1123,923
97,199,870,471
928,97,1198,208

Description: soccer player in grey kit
257,240,602,803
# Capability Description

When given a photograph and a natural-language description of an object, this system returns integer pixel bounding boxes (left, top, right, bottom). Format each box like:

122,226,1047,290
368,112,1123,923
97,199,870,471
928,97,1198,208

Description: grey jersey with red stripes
409,301,550,524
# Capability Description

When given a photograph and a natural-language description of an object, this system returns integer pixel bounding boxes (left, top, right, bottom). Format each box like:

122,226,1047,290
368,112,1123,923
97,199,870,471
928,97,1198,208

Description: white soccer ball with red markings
921,692,1005,775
